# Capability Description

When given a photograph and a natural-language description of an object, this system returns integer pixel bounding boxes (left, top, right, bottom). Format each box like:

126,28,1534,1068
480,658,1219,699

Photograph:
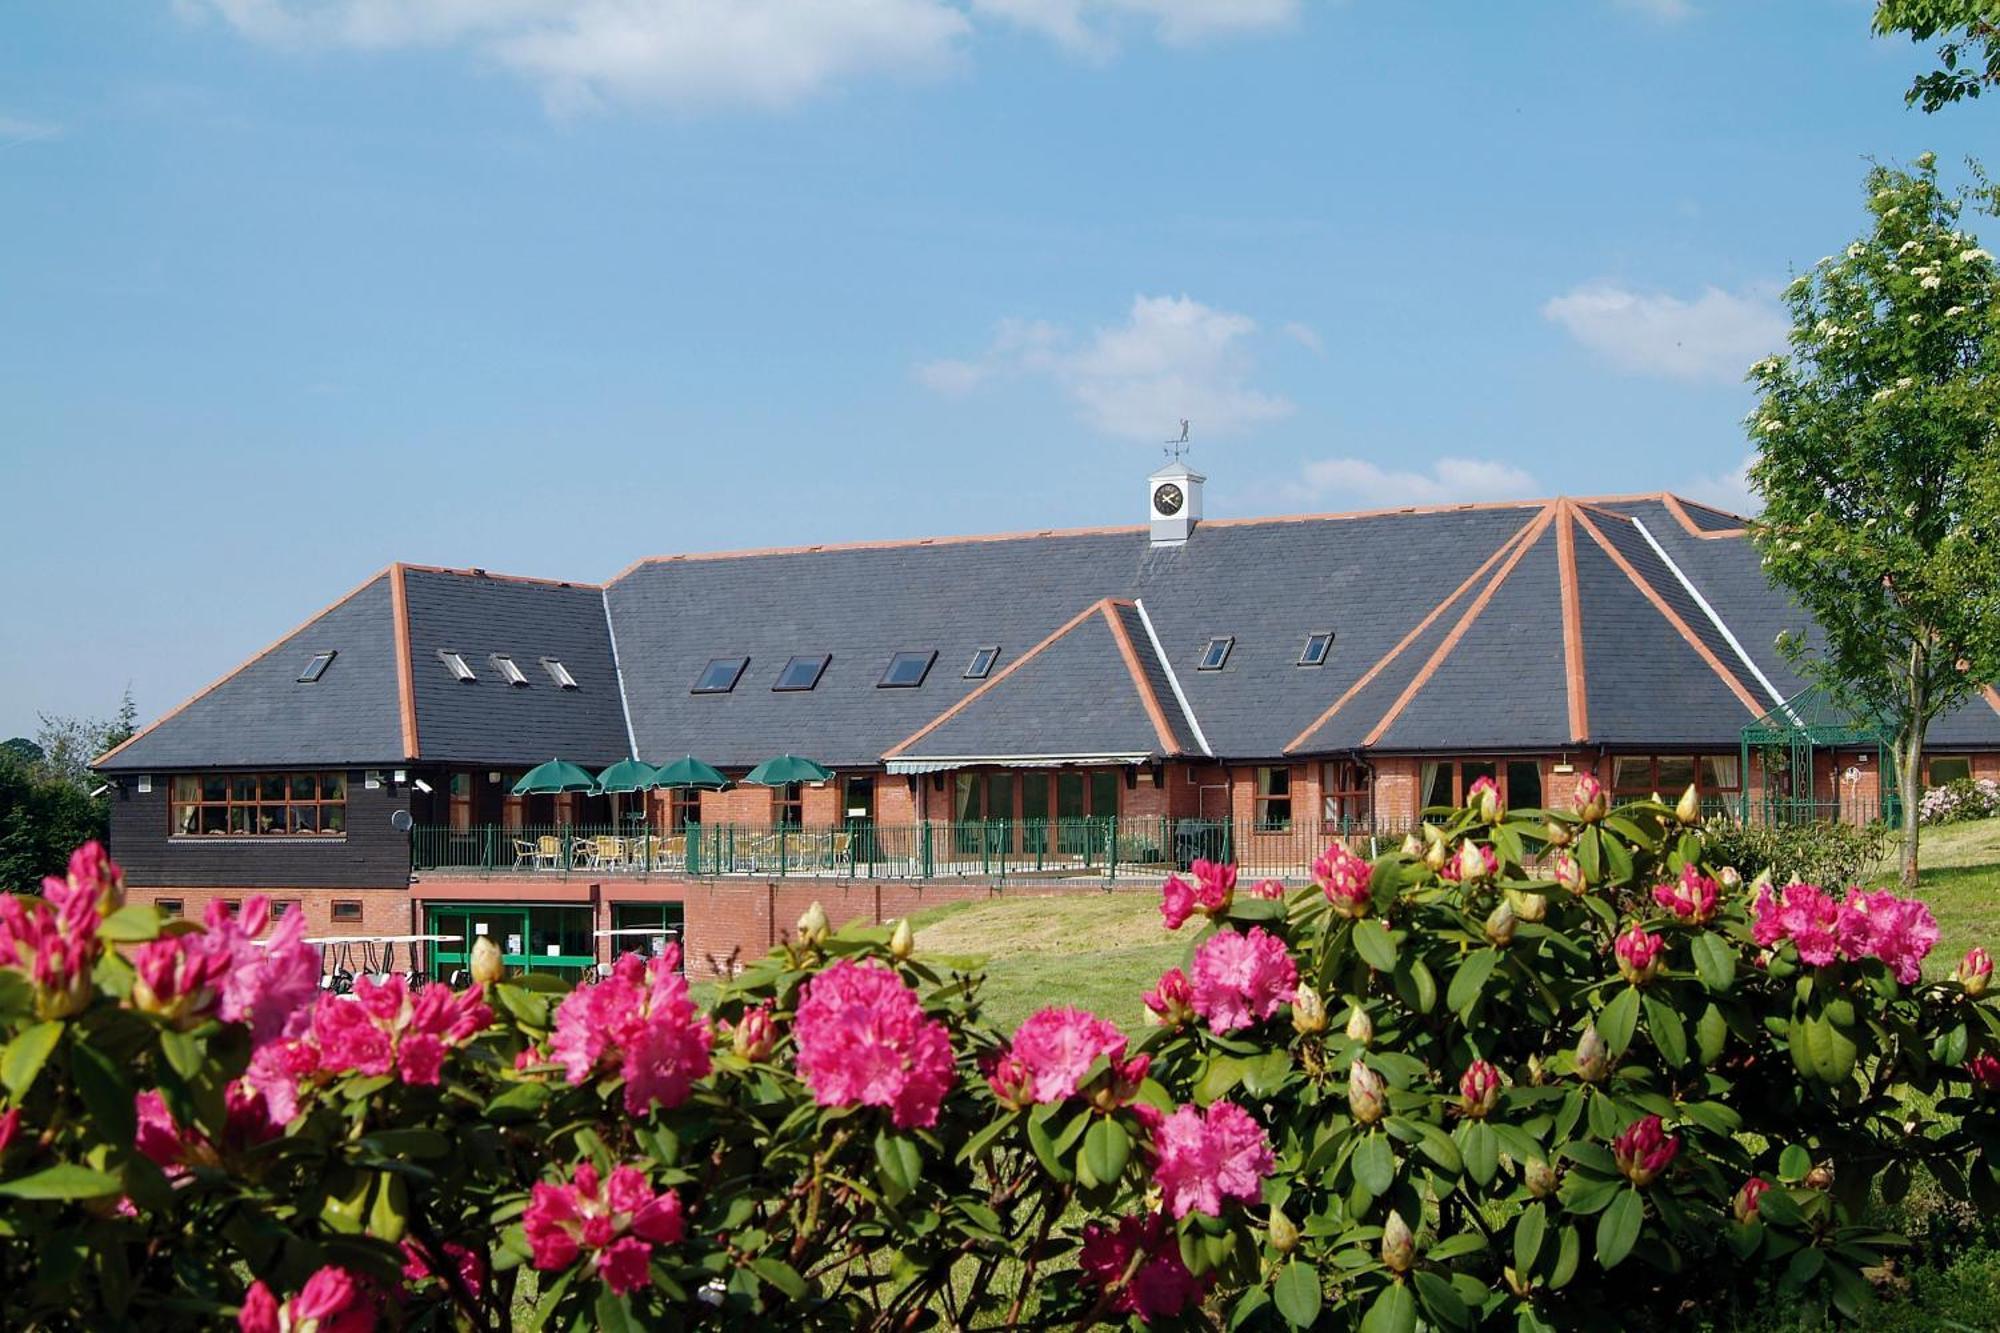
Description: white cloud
1268,456,1539,510
0,116,61,149
181,0,971,112
1541,282,1786,384
918,295,1292,441
1281,321,1322,354
1680,454,1761,516
972,0,1295,54
180,0,1294,112
1614,0,1693,20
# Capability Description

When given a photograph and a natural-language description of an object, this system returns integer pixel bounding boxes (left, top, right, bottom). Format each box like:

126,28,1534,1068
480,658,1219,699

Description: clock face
1153,483,1184,517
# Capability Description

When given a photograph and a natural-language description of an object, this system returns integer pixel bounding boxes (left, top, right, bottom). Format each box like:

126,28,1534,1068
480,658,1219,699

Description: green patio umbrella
511,759,599,796
593,758,662,795
652,755,733,790
743,754,834,786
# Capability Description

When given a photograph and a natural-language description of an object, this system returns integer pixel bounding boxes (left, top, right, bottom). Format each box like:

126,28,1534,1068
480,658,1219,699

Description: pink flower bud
1446,840,1498,886
1956,947,1993,998
1347,1060,1386,1125
1733,1176,1769,1223
1400,832,1426,858
1552,851,1586,895
0,1106,19,1159
730,1004,777,1062
1315,844,1373,918
1651,866,1719,924
1716,865,1743,892
1612,1114,1680,1186
1574,1025,1609,1083
1291,983,1327,1035
1142,967,1196,1027
1524,1157,1558,1197
1569,773,1607,823
1614,925,1665,985
1344,1003,1374,1045
1543,818,1574,849
1967,1052,2000,1093
1674,784,1702,827
1467,775,1504,824
984,1052,1036,1110
1458,1060,1502,1118
1191,860,1236,917
1249,878,1286,901
1506,889,1547,923
1484,900,1517,947
1380,1210,1415,1273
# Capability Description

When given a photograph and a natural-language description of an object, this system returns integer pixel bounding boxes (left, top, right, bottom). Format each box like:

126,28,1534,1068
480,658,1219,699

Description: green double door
425,904,595,983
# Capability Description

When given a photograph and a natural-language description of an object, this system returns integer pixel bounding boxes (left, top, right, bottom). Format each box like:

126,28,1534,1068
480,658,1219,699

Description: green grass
1876,818,2000,970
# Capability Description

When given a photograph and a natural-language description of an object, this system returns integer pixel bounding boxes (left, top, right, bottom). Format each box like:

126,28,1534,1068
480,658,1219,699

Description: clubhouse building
92,465,2000,978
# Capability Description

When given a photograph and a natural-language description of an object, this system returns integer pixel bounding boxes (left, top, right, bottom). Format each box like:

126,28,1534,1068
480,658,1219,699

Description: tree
0,750,106,890
1748,154,2000,888
1875,1,2000,111
33,704,128,788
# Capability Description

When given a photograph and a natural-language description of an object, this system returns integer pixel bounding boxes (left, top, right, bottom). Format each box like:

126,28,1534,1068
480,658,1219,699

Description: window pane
200,806,230,834
1931,756,1973,785
1462,762,1497,792
202,775,229,802
228,806,253,834
290,773,318,801
323,805,346,833
694,658,747,692
322,772,346,800
1259,767,1290,797
882,651,935,687
172,805,197,835
775,656,828,691
172,775,199,801
260,806,287,834
260,774,286,801
1506,760,1543,810
1021,772,1049,823
966,647,999,679
1656,756,1696,791
954,774,979,823
1090,771,1117,818
1611,757,1652,790
1056,773,1085,821
291,806,319,834
1700,756,1740,790
231,775,257,802
990,773,1015,822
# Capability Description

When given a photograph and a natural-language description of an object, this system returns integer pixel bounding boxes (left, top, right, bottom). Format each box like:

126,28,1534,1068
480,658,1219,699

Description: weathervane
1163,419,1190,462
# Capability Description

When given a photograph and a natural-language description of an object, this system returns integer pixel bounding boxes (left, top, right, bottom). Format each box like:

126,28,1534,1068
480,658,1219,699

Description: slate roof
97,494,2000,772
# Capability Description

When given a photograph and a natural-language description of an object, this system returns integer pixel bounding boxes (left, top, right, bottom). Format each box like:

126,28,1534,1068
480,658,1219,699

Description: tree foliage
1747,155,2000,887
1875,1,2000,111
0,752,107,893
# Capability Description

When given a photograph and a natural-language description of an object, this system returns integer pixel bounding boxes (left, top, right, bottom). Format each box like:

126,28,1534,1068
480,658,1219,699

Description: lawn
903,817,2000,1036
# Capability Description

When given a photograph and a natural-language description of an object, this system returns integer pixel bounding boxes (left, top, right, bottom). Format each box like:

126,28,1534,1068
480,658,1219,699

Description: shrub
1700,815,1895,887
1920,776,2000,826
0,792,1997,1330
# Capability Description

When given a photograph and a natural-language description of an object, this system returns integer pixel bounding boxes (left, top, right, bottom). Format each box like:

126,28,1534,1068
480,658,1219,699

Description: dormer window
965,646,1000,679
692,657,749,694
437,650,476,682
1298,631,1334,667
774,655,830,692
541,657,579,690
297,651,336,683
490,654,530,686
879,651,936,689
1197,636,1233,671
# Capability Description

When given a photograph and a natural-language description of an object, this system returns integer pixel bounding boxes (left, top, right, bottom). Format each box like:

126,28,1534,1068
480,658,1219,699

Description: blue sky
0,1,1989,742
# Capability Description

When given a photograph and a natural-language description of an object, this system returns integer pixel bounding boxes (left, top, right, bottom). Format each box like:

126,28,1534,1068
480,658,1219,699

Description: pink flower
238,1266,375,1333
1467,775,1504,823
1161,861,1235,929
1458,1060,1502,1119
983,1051,1036,1109
1614,926,1665,985
792,959,955,1128
1077,1213,1211,1323
212,897,322,1047
1005,1007,1127,1103
1733,1176,1770,1223
0,1106,18,1159
1439,841,1497,885
0,881,101,1021
401,1239,487,1300
1569,773,1608,823
729,1003,778,1061
243,1032,323,1128
1967,1052,2000,1093
1752,882,1843,966
553,945,713,1115
313,974,491,1085
128,932,234,1029
1248,878,1286,901
1652,866,1719,924
1150,1100,1275,1219
1141,968,1195,1027
1189,927,1298,1033
1314,843,1373,918
524,1162,683,1296
1836,889,1938,984
1552,852,1586,895
44,841,123,919
1612,1115,1680,1186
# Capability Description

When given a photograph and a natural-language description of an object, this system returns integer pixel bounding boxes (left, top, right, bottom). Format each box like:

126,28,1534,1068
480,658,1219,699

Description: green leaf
1695,1003,1728,1066
1550,1224,1582,1290
1595,1187,1643,1269
0,1164,124,1200
70,1040,136,1147
1353,919,1398,971
98,904,162,943
1643,995,1687,1068
1413,1270,1470,1329
1273,1260,1322,1328
159,1028,205,1082
750,1256,808,1300
486,1082,552,1120
1598,986,1640,1056
1458,1120,1499,1188
1196,1054,1248,1106
1352,1130,1396,1197
2,1021,63,1097
873,1129,923,1202
1026,1107,1074,1183
1446,949,1499,1017
1778,1144,1814,1184
1240,1050,1293,1099
1514,1202,1547,1276
1396,957,1438,1014
1359,1280,1418,1333
1689,933,1735,992
592,1286,642,1333
1081,1117,1131,1188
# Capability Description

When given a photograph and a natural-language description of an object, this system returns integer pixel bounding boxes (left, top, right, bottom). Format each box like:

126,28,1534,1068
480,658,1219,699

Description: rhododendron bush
2,787,1999,1329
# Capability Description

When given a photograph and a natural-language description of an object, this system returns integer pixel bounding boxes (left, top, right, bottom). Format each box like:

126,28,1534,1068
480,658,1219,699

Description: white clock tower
1148,457,1205,547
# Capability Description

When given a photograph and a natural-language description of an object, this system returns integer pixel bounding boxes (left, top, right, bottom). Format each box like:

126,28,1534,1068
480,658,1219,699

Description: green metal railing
408,817,1418,886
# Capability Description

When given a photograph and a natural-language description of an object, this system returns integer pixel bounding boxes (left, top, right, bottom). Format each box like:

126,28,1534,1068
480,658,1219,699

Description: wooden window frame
169,771,348,838
1928,755,1974,786
331,900,364,923
1609,754,1742,796
1255,765,1293,832
774,782,805,828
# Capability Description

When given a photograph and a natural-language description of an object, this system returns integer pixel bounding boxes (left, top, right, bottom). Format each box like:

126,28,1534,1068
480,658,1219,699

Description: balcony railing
408,817,1420,887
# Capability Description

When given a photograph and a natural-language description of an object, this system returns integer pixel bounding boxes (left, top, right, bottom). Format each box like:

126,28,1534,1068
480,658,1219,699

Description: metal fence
409,817,1420,887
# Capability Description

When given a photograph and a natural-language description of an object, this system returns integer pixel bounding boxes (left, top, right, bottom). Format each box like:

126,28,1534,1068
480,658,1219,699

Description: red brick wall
123,886,414,939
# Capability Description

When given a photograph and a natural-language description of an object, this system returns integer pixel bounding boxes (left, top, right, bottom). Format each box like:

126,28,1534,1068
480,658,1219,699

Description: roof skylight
692,657,749,694
297,651,336,684
541,657,579,689
437,649,476,682
965,646,1000,680
1197,637,1234,671
1298,631,1334,668
774,655,830,692
879,650,936,689
490,654,530,686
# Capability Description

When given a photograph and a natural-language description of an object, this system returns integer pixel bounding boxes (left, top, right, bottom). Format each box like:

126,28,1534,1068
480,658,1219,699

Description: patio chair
657,835,687,872
593,835,626,870
512,838,539,869
536,835,563,870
